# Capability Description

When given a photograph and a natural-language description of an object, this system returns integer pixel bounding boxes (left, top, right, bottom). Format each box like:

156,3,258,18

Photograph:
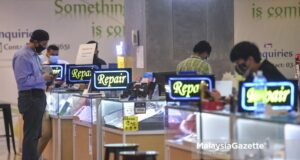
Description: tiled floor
0,139,21,160
0,107,21,160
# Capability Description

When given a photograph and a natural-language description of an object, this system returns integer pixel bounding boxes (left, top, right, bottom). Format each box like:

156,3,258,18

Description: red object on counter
201,100,224,111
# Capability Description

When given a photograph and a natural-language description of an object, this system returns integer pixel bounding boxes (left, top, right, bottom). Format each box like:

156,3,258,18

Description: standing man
177,40,212,75
12,29,53,160
37,44,70,156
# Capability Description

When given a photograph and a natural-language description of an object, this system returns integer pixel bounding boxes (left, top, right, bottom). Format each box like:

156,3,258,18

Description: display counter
165,104,300,160
234,113,300,159
101,99,166,160
165,105,230,160
46,89,82,160
72,94,103,160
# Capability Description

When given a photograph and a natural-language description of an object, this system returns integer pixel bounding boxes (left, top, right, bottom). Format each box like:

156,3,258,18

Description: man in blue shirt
12,29,53,160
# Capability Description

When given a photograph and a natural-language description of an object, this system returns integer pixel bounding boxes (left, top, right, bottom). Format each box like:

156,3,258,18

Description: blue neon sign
240,81,296,112
92,69,132,90
66,64,99,84
45,64,65,81
167,76,214,101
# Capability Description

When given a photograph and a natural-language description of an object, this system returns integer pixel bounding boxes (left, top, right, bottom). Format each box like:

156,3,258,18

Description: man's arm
13,55,45,88
200,63,212,75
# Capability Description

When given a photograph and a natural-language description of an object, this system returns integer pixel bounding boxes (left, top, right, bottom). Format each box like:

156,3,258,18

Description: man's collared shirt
176,55,212,75
13,45,46,91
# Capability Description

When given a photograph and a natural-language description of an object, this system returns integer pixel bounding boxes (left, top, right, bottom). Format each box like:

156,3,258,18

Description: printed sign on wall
0,0,124,105
235,0,300,78
92,68,132,90
66,64,99,84
239,81,297,112
167,76,215,101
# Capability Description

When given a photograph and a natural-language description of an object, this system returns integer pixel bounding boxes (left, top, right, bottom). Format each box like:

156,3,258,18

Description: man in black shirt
230,41,286,81
87,40,107,68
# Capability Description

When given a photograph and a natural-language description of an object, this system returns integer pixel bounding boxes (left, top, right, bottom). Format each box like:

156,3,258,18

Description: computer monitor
153,72,177,96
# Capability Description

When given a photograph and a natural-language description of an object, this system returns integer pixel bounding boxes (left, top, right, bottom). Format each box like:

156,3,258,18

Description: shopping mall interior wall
124,0,146,79
235,0,300,78
0,0,124,104
125,0,234,79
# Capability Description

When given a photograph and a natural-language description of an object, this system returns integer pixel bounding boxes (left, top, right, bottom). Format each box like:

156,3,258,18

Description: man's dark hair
47,44,59,51
30,29,49,42
87,40,98,50
230,41,261,63
193,40,212,55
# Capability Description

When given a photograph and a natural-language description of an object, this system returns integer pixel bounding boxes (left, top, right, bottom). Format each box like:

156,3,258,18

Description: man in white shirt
38,45,69,157
43,44,69,65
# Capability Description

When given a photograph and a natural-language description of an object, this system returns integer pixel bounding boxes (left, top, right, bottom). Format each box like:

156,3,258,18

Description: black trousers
18,89,46,160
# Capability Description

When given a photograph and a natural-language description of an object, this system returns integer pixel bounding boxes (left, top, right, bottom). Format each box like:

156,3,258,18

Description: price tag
134,102,146,114
123,116,138,131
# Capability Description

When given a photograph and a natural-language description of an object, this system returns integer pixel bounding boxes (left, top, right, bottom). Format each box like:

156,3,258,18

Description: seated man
87,40,107,68
230,41,286,81
43,44,69,64
177,40,212,75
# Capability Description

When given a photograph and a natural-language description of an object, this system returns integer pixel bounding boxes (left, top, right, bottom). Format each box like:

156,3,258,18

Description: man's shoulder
178,57,194,64
13,46,29,59
58,59,69,64
94,57,106,65
261,60,278,72
260,60,286,81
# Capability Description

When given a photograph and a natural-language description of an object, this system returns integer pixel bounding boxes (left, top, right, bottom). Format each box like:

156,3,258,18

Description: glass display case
72,94,103,124
165,105,200,147
165,102,300,159
46,89,82,116
234,113,300,160
101,99,166,131
201,110,231,156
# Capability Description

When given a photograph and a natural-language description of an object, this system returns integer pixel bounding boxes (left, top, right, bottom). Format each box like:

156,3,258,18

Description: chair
120,151,158,160
104,143,139,160
0,103,16,154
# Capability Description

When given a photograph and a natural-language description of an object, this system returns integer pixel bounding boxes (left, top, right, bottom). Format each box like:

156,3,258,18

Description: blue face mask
49,56,59,64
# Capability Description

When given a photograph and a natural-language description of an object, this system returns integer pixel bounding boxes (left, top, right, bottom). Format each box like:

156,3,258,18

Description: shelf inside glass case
165,106,200,147
102,99,166,131
72,95,102,124
46,90,81,116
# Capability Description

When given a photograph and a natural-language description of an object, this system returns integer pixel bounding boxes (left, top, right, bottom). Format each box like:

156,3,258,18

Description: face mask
49,56,59,64
235,63,248,76
35,44,46,54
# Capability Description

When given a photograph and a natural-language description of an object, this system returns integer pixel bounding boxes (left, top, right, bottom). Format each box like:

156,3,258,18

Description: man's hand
211,89,222,100
43,73,54,81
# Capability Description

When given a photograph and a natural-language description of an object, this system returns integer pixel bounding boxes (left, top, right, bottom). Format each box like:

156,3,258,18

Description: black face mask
235,63,248,76
35,44,46,54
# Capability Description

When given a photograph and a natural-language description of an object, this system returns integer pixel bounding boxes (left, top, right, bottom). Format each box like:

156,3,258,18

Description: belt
19,89,45,94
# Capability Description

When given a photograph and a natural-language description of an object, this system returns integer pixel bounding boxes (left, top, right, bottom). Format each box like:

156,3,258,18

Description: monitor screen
66,64,99,84
238,80,298,112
